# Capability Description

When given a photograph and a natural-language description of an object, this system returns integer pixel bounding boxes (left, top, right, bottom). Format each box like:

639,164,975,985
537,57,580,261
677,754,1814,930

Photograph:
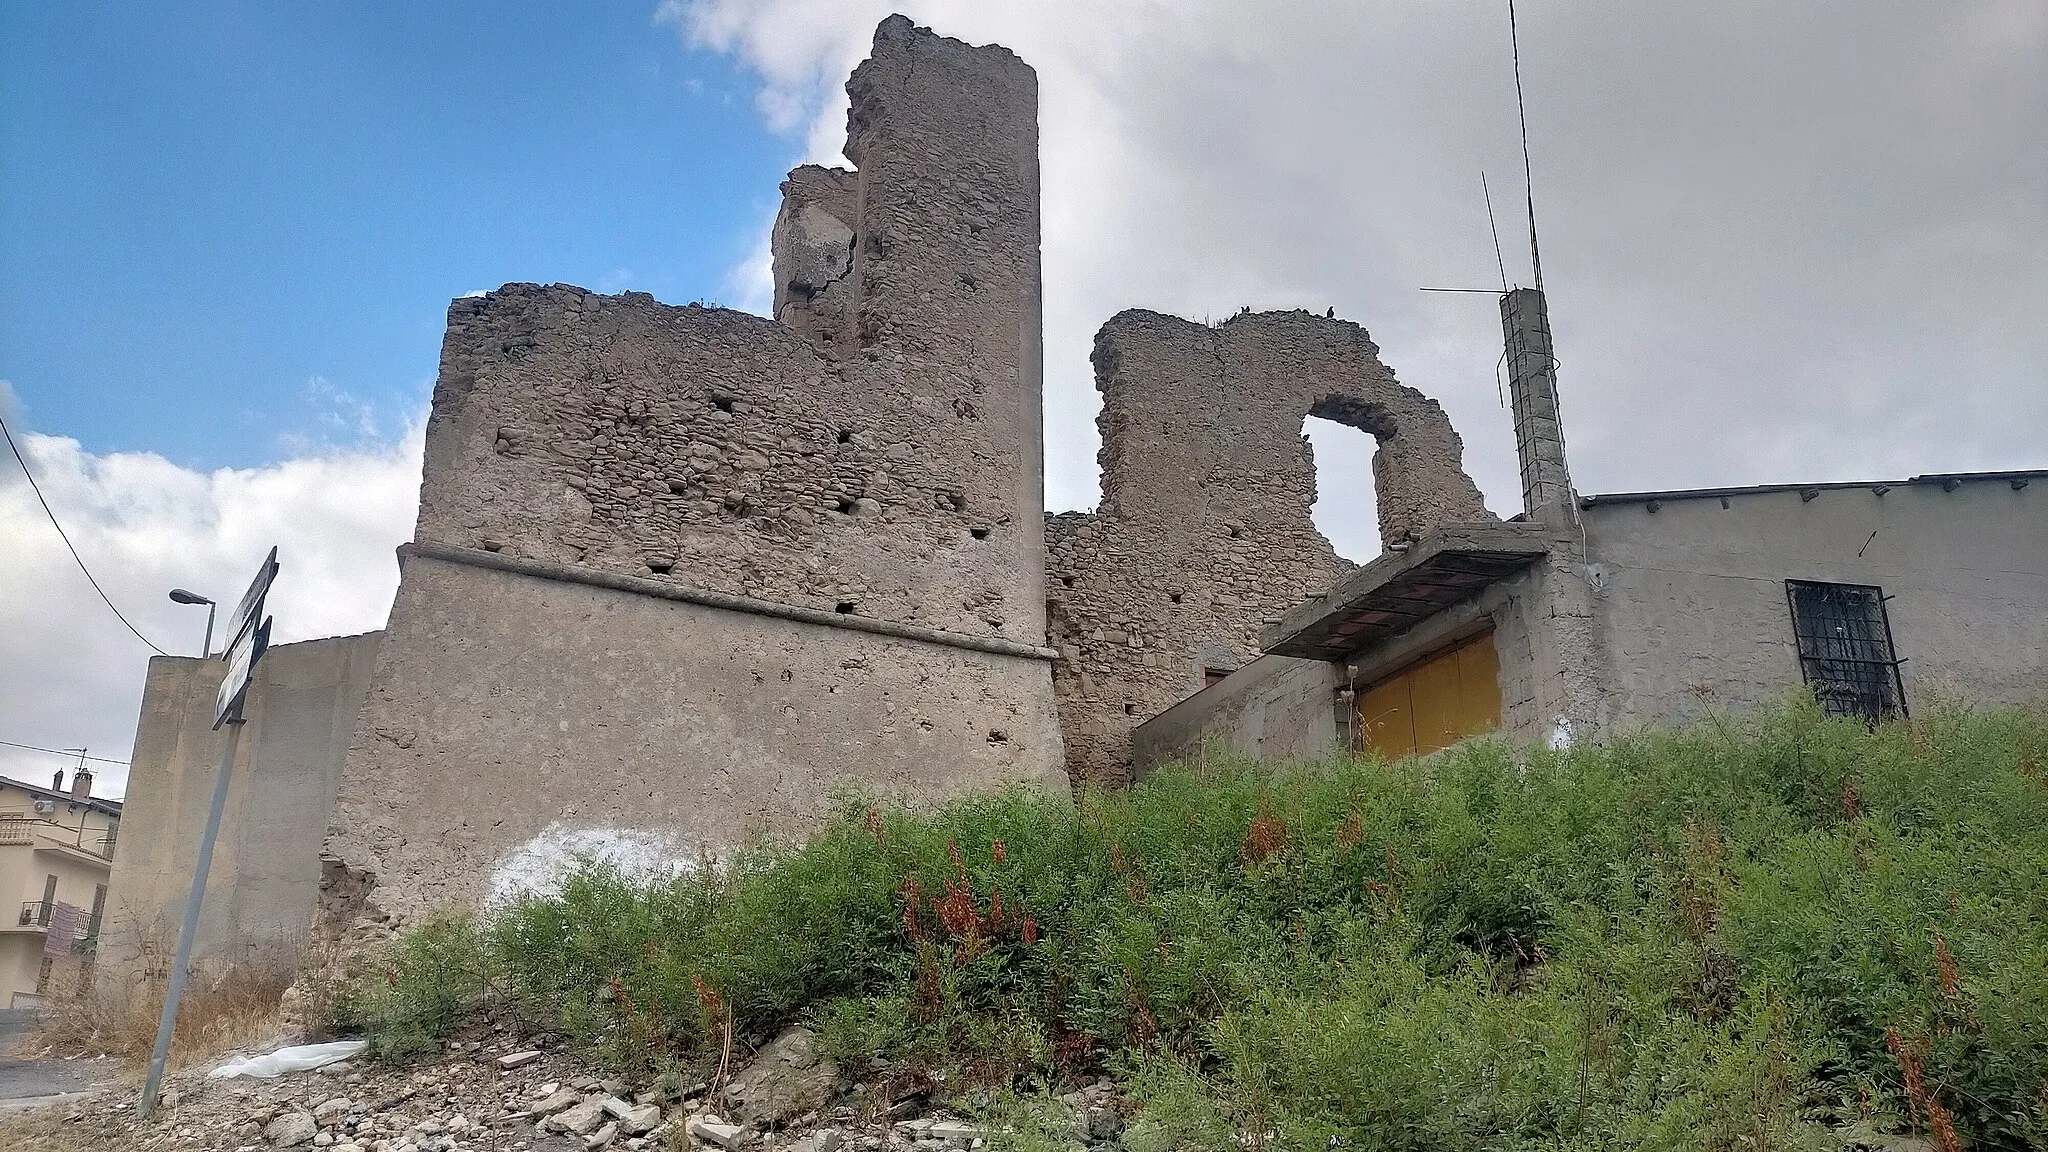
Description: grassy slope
348,702,2048,1151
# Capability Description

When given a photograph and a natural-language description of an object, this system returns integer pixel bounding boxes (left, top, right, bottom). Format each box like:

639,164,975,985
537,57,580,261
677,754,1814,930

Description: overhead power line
0,411,171,657
0,739,130,766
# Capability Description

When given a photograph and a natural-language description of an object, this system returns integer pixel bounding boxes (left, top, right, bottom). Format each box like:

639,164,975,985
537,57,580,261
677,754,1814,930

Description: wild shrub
349,700,2048,1150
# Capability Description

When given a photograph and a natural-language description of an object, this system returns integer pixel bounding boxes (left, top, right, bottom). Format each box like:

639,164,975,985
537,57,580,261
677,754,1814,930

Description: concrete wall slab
101,634,378,987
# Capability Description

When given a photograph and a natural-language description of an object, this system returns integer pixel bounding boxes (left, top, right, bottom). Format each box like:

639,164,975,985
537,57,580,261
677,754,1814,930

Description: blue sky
2,2,789,468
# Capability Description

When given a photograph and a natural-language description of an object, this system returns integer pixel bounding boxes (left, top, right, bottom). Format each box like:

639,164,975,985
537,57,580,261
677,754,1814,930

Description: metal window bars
1785,580,1907,723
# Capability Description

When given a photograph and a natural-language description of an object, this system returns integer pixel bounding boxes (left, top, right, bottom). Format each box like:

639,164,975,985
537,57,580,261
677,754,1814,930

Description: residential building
0,767,120,1007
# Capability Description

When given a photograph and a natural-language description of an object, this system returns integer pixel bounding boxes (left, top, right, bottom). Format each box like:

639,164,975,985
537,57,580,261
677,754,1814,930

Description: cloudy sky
3,1,2043,795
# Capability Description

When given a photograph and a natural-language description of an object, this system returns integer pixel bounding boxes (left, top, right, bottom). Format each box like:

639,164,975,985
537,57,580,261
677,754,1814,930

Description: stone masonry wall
1047,309,1492,784
322,16,1062,934
413,15,1043,645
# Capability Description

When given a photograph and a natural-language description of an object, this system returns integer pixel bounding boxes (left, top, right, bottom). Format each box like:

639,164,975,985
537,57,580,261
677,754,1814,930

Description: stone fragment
550,1099,611,1135
586,1120,621,1149
497,1050,543,1069
793,1126,845,1152
532,1087,583,1116
616,1103,663,1136
726,1027,838,1128
313,1097,352,1124
928,1120,981,1147
266,1111,320,1148
1086,1105,1124,1142
688,1115,750,1150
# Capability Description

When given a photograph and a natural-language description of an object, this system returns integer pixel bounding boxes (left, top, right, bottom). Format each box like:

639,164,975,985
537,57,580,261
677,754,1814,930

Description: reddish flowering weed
897,839,1039,961
1240,797,1290,866
1935,933,1961,999
1336,805,1364,849
1887,1027,1964,1152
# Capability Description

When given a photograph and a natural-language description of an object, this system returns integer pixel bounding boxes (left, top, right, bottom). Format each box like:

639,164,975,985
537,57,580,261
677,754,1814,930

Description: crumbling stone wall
1047,309,1492,783
322,16,1063,933
414,15,1043,645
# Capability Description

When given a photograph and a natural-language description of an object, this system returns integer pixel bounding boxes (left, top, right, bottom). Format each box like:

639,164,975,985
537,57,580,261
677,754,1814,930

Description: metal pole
138,717,242,1118
202,602,215,659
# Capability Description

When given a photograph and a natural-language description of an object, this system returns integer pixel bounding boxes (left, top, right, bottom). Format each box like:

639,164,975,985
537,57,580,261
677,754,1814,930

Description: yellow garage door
1357,631,1501,761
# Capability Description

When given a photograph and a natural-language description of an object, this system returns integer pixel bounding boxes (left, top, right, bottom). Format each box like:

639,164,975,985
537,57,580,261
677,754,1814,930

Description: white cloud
0,413,424,797
664,0,2048,546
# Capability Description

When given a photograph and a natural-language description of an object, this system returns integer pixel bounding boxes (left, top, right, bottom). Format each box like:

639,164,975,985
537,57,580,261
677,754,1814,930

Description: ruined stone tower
320,17,1064,931
1047,309,1493,784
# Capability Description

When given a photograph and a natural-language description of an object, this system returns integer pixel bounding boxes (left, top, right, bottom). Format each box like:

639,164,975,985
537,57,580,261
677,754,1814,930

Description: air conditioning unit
32,799,55,814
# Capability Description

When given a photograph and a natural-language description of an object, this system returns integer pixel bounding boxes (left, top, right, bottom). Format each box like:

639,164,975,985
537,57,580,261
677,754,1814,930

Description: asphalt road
0,1009,105,1106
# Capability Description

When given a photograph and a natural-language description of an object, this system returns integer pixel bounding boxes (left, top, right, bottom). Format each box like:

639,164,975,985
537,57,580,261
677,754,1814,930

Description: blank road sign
212,546,280,728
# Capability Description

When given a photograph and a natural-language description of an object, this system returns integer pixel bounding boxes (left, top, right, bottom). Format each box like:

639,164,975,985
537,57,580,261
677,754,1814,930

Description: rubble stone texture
320,15,1064,932
1047,309,1492,783
414,17,1044,643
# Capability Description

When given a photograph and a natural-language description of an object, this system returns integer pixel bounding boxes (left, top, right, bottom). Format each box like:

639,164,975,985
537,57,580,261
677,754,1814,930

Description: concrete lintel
405,541,1059,662
1262,522,1554,659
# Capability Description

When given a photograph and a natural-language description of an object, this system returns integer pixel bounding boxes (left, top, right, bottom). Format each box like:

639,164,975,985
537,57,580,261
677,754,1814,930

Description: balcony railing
16,901,95,954
0,816,116,859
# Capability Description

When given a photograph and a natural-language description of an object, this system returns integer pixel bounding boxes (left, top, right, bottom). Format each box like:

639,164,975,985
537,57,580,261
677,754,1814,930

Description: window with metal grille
1785,580,1906,722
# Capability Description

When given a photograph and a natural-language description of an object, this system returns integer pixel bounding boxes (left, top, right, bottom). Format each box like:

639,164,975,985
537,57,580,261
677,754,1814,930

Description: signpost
140,546,278,1118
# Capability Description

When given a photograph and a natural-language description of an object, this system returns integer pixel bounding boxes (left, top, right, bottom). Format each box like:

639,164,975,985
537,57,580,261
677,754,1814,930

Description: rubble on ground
3,1026,1133,1152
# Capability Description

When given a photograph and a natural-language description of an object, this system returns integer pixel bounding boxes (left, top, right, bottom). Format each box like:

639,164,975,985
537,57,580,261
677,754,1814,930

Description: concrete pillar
1501,288,1577,527
1500,288,1609,742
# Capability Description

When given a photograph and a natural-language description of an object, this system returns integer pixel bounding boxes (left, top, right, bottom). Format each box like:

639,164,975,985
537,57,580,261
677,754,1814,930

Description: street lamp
168,588,217,658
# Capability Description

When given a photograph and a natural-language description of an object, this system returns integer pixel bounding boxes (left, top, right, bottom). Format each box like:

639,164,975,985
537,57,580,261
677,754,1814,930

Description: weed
344,700,2048,1150
31,965,291,1071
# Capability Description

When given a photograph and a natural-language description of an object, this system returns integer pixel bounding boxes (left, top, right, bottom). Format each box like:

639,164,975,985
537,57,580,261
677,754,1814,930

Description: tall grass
345,701,2048,1150
32,967,293,1072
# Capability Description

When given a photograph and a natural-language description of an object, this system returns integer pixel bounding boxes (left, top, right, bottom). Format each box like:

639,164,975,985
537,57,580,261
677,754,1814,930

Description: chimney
71,768,93,801
52,769,65,792
1500,287,1578,528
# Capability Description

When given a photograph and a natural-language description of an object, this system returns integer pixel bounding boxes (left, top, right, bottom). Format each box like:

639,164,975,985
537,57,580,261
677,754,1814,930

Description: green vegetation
344,701,2048,1151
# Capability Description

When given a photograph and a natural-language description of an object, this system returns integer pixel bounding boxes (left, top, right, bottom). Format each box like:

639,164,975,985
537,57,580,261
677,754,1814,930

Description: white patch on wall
487,823,709,905
1549,716,1575,750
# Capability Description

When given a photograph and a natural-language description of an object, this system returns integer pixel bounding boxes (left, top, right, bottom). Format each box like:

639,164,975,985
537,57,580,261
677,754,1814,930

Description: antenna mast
1508,0,1544,294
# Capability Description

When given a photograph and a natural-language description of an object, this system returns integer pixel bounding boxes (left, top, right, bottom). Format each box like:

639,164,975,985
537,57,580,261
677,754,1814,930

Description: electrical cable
0,411,171,657
0,739,129,766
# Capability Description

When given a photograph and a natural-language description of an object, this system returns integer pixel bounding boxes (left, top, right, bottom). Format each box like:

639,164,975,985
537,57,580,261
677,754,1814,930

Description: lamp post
168,588,216,658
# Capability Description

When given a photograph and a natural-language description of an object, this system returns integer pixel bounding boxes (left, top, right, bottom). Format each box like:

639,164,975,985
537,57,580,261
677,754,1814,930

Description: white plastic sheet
206,1039,367,1079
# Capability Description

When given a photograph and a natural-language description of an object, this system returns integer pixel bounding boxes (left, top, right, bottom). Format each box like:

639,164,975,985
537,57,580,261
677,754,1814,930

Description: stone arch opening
1303,393,1395,562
